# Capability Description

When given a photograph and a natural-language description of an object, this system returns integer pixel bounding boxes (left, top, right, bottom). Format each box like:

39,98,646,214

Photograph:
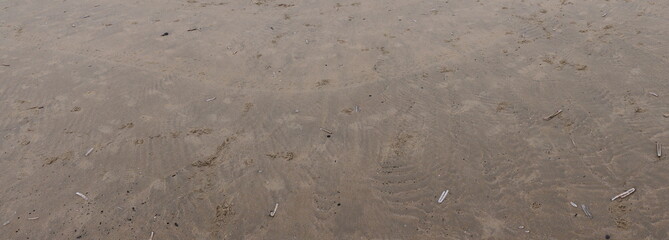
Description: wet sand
1,0,669,239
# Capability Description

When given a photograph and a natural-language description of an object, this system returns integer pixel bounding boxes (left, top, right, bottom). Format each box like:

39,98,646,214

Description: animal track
44,151,74,166
316,79,330,87
266,152,295,161
188,128,212,136
119,122,134,129
192,136,237,167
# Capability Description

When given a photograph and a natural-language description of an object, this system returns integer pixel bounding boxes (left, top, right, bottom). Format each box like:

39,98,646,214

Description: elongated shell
438,190,449,203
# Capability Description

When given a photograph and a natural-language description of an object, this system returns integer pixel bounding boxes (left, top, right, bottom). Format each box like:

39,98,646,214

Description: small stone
518,226,525,229
663,113,669,118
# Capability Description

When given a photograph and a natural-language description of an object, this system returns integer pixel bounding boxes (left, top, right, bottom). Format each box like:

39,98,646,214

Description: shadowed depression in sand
1,0,669,239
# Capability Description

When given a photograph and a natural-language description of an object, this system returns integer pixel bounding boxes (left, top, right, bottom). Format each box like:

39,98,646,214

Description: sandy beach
1,0,669,239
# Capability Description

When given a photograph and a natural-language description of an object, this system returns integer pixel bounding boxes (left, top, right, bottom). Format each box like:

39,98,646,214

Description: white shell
85,147,94,156
611,188,636,201
438,190,449,203
75,192,90,201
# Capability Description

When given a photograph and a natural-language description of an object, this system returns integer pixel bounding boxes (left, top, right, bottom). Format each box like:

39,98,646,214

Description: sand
1,0,669,239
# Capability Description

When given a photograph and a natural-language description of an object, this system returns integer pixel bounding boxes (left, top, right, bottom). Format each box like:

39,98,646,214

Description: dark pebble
161,32,169,36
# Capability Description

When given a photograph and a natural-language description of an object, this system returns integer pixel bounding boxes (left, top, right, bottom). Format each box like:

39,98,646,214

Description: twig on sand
27,217,39,220
354,106,360,113
611,188,636,201
75,192,90,201
581,204,593,218
1,64,9,67
649,92,659,97
85,147,94,156
149,231,154,240
657,143,662,157
320,128,333,134
438,190,449,203
543,109,562,121
269,203,279,217
205,97,216,102
569,202,578,208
